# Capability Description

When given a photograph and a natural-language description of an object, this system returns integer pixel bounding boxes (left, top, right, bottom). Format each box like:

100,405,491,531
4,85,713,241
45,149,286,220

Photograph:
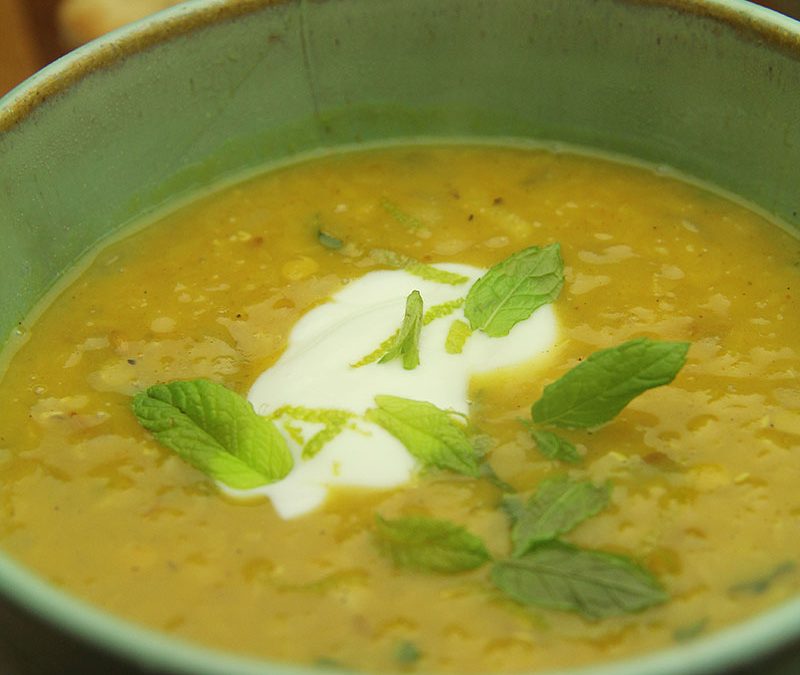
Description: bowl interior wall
0,0,799,673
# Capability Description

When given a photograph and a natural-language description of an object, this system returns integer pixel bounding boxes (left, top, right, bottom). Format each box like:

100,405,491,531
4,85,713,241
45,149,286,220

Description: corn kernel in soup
0,145,799,673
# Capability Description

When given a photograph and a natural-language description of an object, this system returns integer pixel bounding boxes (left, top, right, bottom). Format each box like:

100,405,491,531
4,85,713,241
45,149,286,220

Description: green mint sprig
360,243,567,367
527,428,581,464
527,338,689,463
352,297,464,368
505,475,611,556
311,213,343,250
394,640,422,666
132,379,293,489
368,336,689,621
729,560,797,596
317,229,343,250
379,290,423,370
532,337,690,429
464,243,564,337
490,541,667,619
373,478,667,620
374,515,491,573
366,395,481,478
129,242,687,625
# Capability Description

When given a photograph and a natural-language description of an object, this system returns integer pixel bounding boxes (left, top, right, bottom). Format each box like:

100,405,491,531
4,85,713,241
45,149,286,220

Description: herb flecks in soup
0,146,798,673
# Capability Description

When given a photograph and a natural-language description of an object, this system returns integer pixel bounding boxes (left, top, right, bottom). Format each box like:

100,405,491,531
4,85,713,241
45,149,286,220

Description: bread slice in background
59,0,184,47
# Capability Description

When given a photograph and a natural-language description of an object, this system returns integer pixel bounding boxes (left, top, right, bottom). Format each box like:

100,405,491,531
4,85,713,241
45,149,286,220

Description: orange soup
0,145,798,672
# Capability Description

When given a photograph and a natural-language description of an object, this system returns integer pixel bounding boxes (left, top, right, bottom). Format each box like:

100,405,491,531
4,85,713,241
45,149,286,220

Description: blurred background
1,0,800,98
0,0,181,95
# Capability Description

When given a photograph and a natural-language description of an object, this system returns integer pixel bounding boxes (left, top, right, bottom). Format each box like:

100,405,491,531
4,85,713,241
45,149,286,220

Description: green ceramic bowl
1,0,799,673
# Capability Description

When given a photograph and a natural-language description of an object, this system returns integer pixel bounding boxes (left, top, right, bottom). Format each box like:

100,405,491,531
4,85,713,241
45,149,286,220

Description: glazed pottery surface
0,1,798,673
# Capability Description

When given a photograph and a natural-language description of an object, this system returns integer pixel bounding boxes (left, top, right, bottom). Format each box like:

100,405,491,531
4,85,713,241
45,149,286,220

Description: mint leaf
370,248,469,285
379,290,423,369
132,379,293,489
317,229,343,250
673,618,708,643
501,495,526,522
509,476,611,556
464,243,563,337
374,515,490,573
366,395,480,477
729,561,796,595
394,640,422,665
529,429,582,463
353,298,465,369
532,338,690,429
445,319,472,354
311,212,343,250
491,541,668,618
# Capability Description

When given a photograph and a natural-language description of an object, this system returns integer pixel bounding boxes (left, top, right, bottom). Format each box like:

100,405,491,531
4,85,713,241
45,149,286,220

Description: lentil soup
0,145,798,672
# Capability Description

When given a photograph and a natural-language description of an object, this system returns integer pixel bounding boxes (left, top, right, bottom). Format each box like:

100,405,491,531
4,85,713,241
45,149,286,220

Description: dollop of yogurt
235,263,557,518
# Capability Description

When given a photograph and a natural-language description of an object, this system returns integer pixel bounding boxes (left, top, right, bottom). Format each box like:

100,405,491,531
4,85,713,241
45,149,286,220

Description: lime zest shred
380,198,425,231
370,248,469,286
423,297,465,324
445,319,472,354
271,405,358,459
352,297,466,368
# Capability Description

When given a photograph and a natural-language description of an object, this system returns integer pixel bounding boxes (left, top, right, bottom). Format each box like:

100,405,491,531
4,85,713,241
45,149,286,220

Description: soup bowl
1,0,799,673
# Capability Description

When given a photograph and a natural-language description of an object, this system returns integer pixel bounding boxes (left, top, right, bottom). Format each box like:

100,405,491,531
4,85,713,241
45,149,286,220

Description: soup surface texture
0,145,799,672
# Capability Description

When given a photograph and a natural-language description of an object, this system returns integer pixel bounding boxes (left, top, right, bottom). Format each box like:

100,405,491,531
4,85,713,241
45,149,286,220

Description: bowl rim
3,0,800,131
1,0,800,673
